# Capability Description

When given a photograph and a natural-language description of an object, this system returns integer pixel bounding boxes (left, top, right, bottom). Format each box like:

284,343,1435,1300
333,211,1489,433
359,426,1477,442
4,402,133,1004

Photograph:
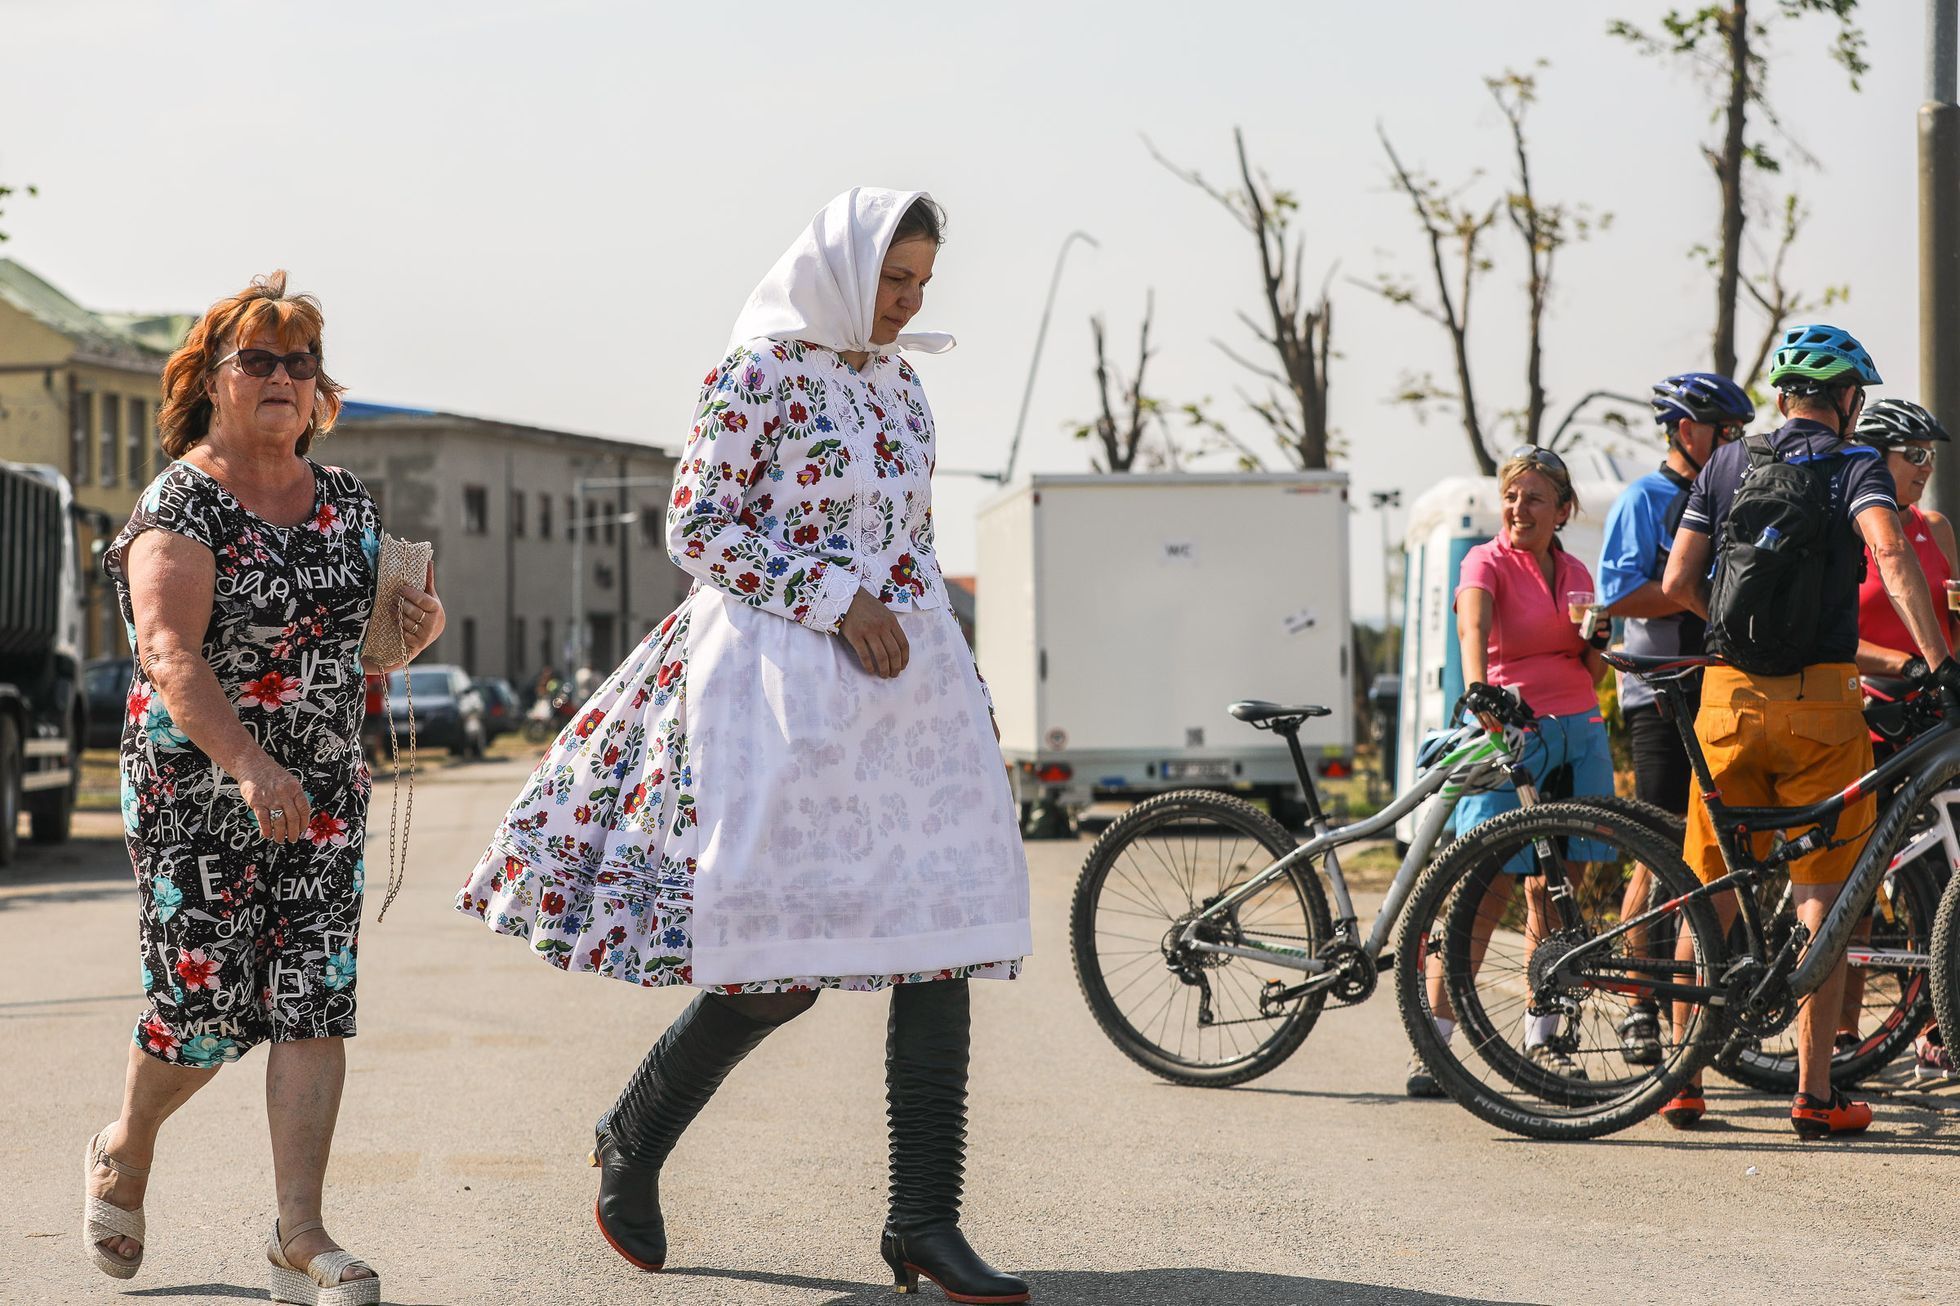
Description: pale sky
0,1,1936,619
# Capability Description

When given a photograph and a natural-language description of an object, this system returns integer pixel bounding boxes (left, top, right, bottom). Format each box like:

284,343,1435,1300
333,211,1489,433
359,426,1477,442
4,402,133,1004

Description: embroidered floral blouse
667,338,950,635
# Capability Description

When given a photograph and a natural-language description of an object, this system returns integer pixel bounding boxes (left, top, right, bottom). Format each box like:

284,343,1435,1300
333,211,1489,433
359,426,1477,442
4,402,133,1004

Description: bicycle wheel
1932,847,1960,1061
1395,802,1728,1140
1717,854,1941,1092
1071,789,1332,1087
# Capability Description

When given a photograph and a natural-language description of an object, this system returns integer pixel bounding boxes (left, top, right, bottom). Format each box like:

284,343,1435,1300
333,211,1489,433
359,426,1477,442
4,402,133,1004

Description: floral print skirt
455,588,1031,992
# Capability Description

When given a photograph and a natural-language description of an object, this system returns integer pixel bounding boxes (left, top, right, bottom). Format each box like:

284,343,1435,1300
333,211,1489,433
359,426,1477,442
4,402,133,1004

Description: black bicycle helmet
1853,398,1950,446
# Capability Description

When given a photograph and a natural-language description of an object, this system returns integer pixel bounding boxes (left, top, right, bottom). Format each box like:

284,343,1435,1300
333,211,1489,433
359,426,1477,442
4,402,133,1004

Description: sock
1432,1016,1456,1044
1526,1013,1559,1048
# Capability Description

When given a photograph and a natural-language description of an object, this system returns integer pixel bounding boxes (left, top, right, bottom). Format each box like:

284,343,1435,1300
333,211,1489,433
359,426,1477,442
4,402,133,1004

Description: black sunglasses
215,348,321,381
1714,423,1745,444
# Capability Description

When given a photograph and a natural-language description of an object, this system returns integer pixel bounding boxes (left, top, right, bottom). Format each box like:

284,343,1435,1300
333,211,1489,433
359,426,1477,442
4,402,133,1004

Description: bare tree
1369,127,1500,475
0,179,36,243
1146,128,1334,469
1609,2,1866,380
1071,292,1183,473
1367,68,1606,474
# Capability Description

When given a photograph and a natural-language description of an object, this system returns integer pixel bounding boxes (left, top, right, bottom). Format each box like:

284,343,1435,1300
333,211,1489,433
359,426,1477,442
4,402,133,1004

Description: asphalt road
5,754,1957,1306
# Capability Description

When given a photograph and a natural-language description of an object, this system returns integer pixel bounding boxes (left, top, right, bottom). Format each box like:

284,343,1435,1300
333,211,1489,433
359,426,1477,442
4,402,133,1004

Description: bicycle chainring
1315,942,1376,1006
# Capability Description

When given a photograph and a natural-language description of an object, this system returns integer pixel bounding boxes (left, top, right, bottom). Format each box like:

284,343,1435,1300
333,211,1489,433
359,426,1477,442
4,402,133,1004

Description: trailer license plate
1164,760,1233,781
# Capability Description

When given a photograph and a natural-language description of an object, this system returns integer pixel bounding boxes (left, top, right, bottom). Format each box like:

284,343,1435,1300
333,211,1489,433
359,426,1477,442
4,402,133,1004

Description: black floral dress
105,459,380,1067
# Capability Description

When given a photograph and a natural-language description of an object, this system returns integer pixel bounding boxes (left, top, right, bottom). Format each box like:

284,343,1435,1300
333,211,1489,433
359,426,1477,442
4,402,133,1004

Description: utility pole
1925,1,1960,513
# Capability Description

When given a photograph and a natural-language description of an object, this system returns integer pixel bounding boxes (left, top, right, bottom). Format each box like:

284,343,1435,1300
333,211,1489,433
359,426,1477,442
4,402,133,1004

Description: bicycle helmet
1651,372,1755,428
1853,398,1950,446
1767,323,1882,391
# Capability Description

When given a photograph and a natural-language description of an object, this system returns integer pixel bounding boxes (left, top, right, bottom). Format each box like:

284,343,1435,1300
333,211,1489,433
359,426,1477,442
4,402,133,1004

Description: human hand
237,753,311,843
840,589,909,678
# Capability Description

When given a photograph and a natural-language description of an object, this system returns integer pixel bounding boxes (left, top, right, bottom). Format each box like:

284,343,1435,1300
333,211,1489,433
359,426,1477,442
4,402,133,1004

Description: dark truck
0,460,87,865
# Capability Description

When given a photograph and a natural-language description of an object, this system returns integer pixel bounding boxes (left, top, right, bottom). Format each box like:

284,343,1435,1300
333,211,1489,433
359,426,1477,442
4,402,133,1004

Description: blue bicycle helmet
1854,398,1950,446
1767,323,1882,391
1651,372,1755,428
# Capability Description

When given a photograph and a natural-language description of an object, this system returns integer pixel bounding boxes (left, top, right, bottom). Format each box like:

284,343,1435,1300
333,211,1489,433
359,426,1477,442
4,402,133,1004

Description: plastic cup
1566,590,1596,627
1946,580,1960,614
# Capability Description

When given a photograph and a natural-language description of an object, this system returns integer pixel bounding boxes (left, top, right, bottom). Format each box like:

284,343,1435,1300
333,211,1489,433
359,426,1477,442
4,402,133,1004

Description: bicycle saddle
1229,700,1332,728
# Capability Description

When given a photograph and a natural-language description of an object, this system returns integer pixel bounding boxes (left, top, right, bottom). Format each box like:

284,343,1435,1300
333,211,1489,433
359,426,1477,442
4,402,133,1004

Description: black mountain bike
1398,651,1960,1140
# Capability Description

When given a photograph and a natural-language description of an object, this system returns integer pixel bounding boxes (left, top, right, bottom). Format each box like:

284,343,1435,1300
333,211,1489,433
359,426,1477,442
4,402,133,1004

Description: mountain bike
1397,651,1960,1140
1069,683,1679,1087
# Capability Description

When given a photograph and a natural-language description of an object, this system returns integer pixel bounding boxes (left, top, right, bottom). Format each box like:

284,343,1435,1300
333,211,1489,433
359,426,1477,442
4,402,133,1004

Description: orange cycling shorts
1682,663,1874,887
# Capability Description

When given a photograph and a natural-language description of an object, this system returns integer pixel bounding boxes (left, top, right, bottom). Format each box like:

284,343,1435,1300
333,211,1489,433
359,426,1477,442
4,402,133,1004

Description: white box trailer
1393,465,1636,843
977,472,1352,826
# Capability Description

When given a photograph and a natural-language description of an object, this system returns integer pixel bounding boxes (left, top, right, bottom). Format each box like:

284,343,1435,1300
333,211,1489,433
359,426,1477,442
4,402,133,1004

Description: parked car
83,656,135,749
385,665,487,759
472,677,520,741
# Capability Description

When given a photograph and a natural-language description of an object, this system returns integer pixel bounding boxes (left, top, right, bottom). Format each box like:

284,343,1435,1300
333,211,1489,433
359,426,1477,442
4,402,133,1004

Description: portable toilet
1394,460,1638,841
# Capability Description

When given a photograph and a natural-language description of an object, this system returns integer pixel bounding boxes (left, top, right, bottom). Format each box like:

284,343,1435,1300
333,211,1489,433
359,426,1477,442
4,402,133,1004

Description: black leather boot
590,994,779,1270
881,979,1030,1304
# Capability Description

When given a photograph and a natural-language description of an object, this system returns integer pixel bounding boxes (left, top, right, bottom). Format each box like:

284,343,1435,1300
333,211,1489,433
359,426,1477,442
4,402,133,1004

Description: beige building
0,259,190,657
324,403,683,687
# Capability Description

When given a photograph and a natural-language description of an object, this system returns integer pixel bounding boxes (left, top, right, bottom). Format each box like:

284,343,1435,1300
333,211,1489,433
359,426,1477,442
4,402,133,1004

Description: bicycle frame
1173,719,1530,986
1547,664,1960,1015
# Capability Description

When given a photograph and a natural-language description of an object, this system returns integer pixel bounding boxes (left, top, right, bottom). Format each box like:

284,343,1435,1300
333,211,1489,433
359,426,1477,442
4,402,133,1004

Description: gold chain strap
375,604,416,923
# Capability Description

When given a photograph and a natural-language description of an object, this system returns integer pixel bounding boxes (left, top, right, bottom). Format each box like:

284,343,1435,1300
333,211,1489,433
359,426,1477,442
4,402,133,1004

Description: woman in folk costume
456,188,1033,1304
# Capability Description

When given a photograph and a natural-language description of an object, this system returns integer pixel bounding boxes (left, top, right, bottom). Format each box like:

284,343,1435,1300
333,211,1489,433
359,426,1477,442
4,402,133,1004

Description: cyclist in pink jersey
1850,398,1956,1084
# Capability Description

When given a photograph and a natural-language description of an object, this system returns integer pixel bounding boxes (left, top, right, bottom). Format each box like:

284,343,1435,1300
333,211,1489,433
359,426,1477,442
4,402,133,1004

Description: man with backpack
1596,372,1755,1068
1660,324,1957,1137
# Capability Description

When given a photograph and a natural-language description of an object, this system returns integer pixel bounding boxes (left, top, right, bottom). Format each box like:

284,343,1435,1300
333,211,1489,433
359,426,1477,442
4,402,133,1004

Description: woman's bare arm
125,531,311,842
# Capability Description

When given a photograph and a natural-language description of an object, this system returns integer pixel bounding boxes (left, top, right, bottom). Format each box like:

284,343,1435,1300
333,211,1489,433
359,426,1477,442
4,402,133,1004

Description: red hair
157,270,346,457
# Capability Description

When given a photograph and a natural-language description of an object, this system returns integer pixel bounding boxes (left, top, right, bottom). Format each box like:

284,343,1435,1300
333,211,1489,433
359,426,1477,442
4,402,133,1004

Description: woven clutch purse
363,534,434,667
364,532,433,922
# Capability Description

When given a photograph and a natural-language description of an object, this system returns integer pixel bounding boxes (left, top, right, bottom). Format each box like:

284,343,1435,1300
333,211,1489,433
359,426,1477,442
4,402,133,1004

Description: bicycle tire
1717,855,1941,1092
1933,858,1960,1062
1071,789,1332,1087
1395,802,1728,1140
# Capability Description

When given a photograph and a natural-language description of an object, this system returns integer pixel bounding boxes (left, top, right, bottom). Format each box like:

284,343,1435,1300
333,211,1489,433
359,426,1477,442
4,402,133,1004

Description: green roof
0,258,178,366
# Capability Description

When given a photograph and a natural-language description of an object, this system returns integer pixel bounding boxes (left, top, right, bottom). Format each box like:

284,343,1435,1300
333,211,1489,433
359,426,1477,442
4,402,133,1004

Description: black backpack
1707,435,1838,675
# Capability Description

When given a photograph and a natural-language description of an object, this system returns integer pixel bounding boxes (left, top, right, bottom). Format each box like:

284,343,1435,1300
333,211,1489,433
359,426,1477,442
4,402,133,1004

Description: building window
539,492,553,540
640,504,660,548
509,488,525,537
512,616,526,680
566,497,575,543
127,398,149,483
604,504,616,544
461,617,477,675
463,485,488,535
100,397,121,487
72,392,93,482
582,499,595,543
541,618,554,671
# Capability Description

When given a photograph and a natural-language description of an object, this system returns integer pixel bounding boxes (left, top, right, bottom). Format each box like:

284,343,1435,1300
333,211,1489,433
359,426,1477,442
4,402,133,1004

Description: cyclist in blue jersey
1596,372,1754,1067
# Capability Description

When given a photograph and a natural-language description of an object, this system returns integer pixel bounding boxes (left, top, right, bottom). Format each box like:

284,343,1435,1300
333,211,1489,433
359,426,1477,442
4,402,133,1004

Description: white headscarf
726,187,955,357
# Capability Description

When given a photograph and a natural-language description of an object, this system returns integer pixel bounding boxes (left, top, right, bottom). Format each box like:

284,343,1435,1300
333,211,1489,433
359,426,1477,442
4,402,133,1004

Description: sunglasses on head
1714,422,1745,443
1507,445,1569,477
214,348,321,381
1894,445,1938,468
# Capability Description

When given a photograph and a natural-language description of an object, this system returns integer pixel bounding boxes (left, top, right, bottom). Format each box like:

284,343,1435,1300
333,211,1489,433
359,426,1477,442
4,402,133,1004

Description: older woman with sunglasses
1847,398,1957,1084
83,273,441,1306
1408,444,1616,1095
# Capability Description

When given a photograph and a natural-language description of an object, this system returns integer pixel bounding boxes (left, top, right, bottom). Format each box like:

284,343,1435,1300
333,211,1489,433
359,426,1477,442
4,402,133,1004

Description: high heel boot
589,994,779,1270
880,979,1030,1304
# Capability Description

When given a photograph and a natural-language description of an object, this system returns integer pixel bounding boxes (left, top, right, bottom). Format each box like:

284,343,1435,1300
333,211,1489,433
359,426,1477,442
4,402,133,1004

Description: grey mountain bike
1069,683,1679,1087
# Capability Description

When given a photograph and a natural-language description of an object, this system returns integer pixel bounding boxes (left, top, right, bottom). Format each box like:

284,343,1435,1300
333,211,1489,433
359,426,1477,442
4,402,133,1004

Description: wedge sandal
82,1126,147,1280
266,1219,380,1306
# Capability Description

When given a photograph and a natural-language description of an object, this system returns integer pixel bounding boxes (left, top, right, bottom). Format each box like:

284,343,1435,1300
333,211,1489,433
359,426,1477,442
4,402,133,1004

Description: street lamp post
1369,489,1402,630
999,230,1099,487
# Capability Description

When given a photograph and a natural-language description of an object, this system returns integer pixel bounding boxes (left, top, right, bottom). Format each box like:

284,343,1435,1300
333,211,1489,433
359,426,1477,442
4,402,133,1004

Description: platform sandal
266,1218,380,1306
82,1126,147,1279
